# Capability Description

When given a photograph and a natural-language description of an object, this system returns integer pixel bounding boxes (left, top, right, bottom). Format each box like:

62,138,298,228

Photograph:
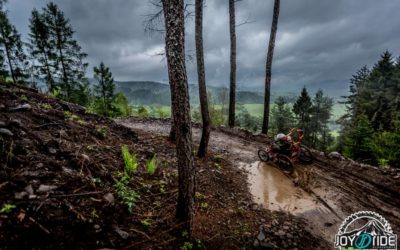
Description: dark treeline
338,51,400,167
0,2,131,117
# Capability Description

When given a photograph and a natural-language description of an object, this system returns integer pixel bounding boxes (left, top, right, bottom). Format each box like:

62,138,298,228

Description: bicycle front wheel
277,154,294,174
258,149,270,162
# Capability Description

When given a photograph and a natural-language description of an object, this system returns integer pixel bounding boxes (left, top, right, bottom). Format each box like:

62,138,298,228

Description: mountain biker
273,133,292,156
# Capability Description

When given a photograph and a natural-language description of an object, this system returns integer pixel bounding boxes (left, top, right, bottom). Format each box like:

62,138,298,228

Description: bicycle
258,128,313,174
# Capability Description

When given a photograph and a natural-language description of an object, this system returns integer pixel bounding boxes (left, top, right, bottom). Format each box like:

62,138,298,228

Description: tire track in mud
116,118,400,245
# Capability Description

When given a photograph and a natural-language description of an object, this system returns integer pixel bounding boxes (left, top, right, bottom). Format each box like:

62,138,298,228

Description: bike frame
287,128,305,161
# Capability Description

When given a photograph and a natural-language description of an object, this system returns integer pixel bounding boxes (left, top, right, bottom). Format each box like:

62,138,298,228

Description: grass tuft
146,154,157,175
121,145,137,176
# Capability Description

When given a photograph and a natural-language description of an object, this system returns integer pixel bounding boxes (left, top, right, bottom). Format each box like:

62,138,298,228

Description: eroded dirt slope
0,83,330,249
117,117,400,245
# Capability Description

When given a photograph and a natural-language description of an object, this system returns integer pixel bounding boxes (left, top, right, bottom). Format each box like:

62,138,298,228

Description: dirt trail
117,117,400,245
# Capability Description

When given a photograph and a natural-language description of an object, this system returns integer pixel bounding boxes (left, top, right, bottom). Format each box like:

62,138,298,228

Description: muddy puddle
240,161,341,241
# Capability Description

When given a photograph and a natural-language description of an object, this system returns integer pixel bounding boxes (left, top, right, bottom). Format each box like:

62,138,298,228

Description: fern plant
114,174,140,213
121,145,137,176
146,154,157,175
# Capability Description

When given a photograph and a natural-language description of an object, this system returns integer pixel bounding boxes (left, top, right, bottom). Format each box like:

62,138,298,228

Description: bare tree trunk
162,0,195,234
262,0,280,134
228,0,236,128
195,0,211,157
169,112,176,141
1,28,16,84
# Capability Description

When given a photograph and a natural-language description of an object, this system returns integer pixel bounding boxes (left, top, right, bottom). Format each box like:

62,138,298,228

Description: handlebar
287,128,305,143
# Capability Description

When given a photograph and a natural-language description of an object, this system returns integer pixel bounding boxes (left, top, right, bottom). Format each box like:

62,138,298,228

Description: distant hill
114,81,266,106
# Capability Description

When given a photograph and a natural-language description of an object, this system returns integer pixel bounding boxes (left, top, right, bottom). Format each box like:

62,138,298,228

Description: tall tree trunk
43,50,55,91
228,0,236,128
56,30,69,99
1,29,16,84
169,99,176,141
195,0,211,157
162,0,195,234
262,0,280,134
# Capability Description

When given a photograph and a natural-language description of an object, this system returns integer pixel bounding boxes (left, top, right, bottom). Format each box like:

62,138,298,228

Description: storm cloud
7,0,400,97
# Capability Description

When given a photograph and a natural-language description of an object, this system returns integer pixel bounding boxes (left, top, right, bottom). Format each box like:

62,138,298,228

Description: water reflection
240,161,327,214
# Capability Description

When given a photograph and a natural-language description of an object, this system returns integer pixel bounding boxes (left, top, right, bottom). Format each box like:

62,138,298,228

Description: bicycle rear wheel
299,146,313,164
258,149,270,162
277,154,293,174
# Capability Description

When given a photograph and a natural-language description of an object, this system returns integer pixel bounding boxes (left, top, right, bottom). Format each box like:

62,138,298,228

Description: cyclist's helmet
275,133,286,141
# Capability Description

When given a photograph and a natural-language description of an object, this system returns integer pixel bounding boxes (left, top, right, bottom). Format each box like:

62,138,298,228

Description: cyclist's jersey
273,138,291,156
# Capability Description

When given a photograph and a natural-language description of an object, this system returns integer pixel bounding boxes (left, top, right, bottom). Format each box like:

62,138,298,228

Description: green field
138,103,347,136
139,103,347,121
239,103,347,120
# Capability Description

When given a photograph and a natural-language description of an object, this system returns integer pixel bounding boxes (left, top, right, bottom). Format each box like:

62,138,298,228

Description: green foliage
339,51,400,166
191,108,201,122
112,92,133,117
114,174,139,213
195,192,204,199
28,3,89,105
41,103,52,110
92,177,102,185
293,86,312,134
146,154,157,175
180,242,193,250
140,218,152,229
154,105,169,118
121,145,137,176
64,111,86,125
137,105,149,118
0,10,28,84
343,115,374,161
95,126,107,139
369,129,400,168
208,91,225,126
270,96,294,134
93,62,117,116
20,94,28,102
200,202,208,209
90,209,99,218
181,230,189,238
51,89,61,98
309,90,334,150
235,104,261,132
0,203,16,213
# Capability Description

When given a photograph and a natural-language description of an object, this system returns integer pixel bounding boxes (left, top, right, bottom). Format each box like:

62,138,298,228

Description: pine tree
28,9,56,91
0,51,7,80
271,96,293,134
343,114,374,161
162,0,195,235
293,86,312,142
367,51,395,130
42,2,89,105
309,90,333,148
0,10,28,84
338,51,400,165
228,0,236,128
262,0,280,134
93,62,116,116
195,0,211,157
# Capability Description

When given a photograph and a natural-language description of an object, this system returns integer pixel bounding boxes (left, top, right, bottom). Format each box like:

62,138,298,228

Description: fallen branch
29,217,50,234
51,191,103,198
34,122,61,129
130,228,151,240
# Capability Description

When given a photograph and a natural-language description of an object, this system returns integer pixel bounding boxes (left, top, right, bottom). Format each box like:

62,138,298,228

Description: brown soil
117,116,400,247
0,83,331,249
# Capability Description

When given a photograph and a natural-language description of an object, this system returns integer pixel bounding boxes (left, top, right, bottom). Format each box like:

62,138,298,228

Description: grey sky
7,0,400,97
